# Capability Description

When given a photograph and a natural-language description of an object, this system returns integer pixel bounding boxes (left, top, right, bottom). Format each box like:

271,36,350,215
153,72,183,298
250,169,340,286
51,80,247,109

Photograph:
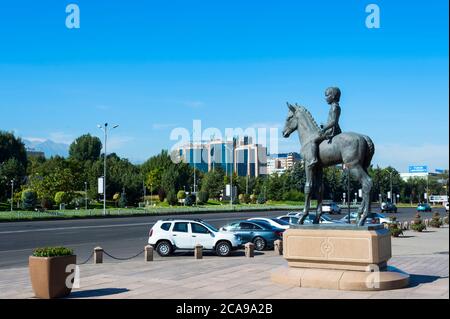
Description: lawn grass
0,204,305,222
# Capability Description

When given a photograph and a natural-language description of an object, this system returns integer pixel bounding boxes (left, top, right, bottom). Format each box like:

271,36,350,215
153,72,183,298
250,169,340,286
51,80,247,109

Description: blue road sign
409,165,428,173
435,168,444,173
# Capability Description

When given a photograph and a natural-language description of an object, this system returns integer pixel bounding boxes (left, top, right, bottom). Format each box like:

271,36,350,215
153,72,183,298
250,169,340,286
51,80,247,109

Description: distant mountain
23,139,70,158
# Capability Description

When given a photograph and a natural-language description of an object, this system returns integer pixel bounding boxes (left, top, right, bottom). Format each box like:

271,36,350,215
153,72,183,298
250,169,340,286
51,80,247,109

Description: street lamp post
84,182,88,210
98,123,119,216
10,180,14,212
150,183,153,207
389,170,393,204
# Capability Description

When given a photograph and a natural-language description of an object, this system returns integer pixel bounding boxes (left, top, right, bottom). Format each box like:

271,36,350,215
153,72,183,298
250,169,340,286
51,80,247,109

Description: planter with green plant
388,217,403,237
429,212,443,228
411,213,426,232
29,247,76,299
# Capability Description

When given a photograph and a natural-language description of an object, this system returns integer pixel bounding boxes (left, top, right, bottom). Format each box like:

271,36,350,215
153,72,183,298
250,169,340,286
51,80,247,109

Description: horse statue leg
299,166,313,224
314,168,324,224
349,165,373,227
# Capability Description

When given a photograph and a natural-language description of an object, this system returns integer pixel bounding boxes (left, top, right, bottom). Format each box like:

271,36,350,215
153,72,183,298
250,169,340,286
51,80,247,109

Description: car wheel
253,237,266,251
156,240,173,257
216,241,232,257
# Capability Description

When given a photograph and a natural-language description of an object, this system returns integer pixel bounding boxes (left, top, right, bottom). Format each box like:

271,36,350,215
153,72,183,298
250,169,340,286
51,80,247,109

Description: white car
247,217,291,230
445,202,449,212
148,219,242,257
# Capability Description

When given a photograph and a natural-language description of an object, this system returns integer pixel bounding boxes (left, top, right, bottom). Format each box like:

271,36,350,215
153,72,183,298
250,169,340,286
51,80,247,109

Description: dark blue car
220,220,284,251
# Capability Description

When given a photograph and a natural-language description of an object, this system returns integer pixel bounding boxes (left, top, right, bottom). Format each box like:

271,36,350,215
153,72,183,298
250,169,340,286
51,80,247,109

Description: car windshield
271,218,290,225
202,221,219,232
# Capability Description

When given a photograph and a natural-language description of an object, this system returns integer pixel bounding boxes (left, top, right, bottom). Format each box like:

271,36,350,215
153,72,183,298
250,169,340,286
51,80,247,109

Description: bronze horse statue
282,103,375,226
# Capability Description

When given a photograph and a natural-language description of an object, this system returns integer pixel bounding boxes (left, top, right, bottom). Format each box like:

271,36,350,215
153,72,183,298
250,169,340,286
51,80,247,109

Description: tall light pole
150,183,153,207
84,182,88,210
10,180,14,212
389,170,393,204
98,123,119,216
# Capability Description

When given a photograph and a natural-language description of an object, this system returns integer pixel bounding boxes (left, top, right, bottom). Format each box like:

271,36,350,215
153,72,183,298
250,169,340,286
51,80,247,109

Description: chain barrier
103,249,145,261
77,252,94,265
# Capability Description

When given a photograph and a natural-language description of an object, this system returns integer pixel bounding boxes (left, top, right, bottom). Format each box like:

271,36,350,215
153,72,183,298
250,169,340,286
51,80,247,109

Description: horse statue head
282,103,321,145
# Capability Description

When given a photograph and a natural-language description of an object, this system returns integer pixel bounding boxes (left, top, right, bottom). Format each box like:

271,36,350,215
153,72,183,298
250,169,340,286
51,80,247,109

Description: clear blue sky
0,0,448,171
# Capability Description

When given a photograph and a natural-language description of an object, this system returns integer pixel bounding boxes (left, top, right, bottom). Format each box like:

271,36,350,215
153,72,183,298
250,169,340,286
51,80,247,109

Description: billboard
408,165,428,173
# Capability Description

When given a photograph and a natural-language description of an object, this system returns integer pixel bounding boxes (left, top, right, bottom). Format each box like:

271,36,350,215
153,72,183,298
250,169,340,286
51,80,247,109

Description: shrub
197,191,209,205
118,192,128,208
54,191,71,205
177,190,186,200
32,247,74,257
429,212,442,228
388,222,403,237
21,189,37,210
250,194,257,204
444,215,449,225
185,194,196,206
158,189,166,202
40,197,54,210
257,193,266,204
411,213,426,232
166,190,178,206
282,190,304,202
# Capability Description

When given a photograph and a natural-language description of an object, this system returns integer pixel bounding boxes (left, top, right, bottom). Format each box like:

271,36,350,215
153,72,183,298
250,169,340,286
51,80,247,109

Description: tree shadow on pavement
408,274,448,288
65,288,129,298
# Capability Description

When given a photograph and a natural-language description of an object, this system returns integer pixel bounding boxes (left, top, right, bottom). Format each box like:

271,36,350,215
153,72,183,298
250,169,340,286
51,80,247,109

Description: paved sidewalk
0,227,448,299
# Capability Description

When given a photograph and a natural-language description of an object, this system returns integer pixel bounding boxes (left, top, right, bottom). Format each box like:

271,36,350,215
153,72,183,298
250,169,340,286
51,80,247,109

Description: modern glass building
176,137,267,177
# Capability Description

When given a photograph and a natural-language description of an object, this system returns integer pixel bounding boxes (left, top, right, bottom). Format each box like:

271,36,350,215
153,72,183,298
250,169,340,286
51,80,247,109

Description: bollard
245,243,255,258
274,240,283,255
194,244,203,260
403,221,409,230
145,245,154,262
94,247,103,264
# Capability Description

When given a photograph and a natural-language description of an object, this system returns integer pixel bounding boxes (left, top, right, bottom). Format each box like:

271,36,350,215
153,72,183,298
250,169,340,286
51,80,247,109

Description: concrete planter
29,255,76,299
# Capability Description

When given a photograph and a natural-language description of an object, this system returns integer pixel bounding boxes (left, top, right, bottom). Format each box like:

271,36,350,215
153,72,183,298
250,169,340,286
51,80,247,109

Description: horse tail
362,135,375,172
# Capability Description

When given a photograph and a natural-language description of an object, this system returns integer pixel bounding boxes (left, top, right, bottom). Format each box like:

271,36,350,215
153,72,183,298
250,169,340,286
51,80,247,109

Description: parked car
381,202,397,213
322,202,342,214
445,202,449,212
417,203,432,212
148,219,241,257
247,217,291,230
277,213,341,225
340,212,392,225
220,220,284,251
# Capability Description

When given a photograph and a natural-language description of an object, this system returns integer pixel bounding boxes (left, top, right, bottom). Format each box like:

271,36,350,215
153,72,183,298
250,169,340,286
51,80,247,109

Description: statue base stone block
271,224,409,291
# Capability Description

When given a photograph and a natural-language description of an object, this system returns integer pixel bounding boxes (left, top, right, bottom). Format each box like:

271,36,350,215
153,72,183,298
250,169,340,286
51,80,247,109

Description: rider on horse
305,87,342,169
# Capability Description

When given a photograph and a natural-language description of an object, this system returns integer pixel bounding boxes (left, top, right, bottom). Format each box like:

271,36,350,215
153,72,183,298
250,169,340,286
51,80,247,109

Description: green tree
166,190,178,206
197,191,209,204
21,189,37,210
54,191,71,205
0,131,28,201
69,134,102,162
118,190,128,208
201,167,225,199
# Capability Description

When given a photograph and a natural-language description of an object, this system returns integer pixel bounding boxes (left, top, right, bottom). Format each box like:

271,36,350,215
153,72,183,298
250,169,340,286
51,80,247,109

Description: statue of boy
306,87,342,168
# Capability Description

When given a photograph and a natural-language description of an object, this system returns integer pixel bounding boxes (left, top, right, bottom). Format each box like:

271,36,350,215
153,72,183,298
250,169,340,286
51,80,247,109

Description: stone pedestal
271,224,409,291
